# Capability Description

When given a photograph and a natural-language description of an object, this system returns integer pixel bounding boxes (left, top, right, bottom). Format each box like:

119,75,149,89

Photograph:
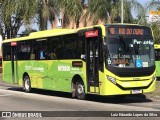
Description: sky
18,0,154,34
132,0,151,18
137,0,150,5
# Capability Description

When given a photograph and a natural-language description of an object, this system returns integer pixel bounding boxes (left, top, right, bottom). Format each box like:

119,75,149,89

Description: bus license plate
132,90,141,94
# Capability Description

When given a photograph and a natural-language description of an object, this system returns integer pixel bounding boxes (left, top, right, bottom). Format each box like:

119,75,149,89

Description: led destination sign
108,26,151,36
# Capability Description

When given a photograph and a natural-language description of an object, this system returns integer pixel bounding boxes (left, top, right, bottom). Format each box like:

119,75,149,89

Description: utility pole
121,0,124,24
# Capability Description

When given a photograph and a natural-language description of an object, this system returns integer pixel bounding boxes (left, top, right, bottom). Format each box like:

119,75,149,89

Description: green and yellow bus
154,44,160,79
2,24,156,99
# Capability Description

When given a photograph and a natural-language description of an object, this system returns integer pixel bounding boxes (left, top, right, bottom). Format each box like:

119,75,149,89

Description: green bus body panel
3,60,86,92
154,44,160,78
3,62,12,83
155,61,160,77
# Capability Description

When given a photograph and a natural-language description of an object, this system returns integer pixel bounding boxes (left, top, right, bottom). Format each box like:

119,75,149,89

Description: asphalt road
0,88,160,120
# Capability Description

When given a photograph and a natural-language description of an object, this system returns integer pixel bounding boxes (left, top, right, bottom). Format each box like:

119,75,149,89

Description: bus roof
2,29,77,43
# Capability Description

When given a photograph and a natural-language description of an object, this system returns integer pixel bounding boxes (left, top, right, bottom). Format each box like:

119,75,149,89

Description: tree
147,0,160,43
0,0,6,39
19,29,37,37
38,0,49,30
79,0,145,25
131,0,147,25
0,0,148,38
85,0,112,24
43,0,61,29
0,0,39,39
57,0,83,28
147,0,160,10
151,23,160,44
0,0,59,37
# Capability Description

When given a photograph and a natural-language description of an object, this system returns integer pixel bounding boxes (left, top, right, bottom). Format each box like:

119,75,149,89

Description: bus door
11,41,18,84
36,39,49,89
85,30,99,93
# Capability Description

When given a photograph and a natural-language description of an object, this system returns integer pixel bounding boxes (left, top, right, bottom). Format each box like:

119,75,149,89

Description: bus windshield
105,37,155,68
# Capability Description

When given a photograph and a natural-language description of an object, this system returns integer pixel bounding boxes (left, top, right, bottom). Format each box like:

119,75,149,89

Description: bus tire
115,95,126,99
76,81,85,100
23,75,31,93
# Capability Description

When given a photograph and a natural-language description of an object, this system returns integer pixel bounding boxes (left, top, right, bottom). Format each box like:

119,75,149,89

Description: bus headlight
107,76,116,84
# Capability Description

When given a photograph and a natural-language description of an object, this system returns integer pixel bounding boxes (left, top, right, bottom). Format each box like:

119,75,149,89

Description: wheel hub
77,84,84,94
25,79,30,90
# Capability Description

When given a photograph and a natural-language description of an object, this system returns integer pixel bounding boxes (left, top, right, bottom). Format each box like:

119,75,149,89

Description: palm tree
57,0,83,28
34,0,61,30
45,0,62,29
84,0,111,25
147,0,160,10
151,23,160,44
0,0,148,38
0,1,4,39
0,0,59,37
87,0,145,25
147,0,160,43
20,28,37,37
131,0,147,25
0,0,39,38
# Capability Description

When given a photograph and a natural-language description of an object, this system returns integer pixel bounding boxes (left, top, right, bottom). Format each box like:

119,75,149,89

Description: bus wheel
76,81,85,100
23,75,31,92
115,95,126,99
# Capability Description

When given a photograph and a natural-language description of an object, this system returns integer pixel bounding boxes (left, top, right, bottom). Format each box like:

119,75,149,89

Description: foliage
0,0,148,38
131,0,147,25
19,29,37,37
86,0,111,24
58,0,83,28
0,0,39,39
147,0,160,43
151,23,160,44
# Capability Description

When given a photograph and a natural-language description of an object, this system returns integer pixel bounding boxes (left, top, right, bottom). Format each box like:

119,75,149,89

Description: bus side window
48,49,57,59
5,55,11,60
158,50,160,60
36,40,47,60
39,50,46,59
155,50,160,61
3,43,11,61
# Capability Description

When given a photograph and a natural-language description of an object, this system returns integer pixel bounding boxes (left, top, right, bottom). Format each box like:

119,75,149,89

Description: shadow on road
85,94,152,104
7,86,153,104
